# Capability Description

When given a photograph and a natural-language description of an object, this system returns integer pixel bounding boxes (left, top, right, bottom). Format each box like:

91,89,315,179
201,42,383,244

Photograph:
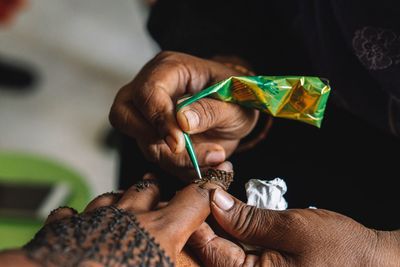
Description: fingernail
205,150,225,165
213,189,234,211
165,135,177,153
183,110,199,130
217,161,233,172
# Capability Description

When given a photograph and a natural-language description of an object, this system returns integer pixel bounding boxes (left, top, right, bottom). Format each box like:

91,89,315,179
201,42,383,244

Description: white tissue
245,178,288,210
240,178,288,252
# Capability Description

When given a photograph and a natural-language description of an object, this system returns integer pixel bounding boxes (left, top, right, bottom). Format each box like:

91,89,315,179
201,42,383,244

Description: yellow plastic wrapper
177,76,331,128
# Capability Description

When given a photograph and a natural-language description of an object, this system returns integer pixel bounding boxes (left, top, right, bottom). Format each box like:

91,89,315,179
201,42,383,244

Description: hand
0,162,233,267
109,51,258,180
189,189,400,266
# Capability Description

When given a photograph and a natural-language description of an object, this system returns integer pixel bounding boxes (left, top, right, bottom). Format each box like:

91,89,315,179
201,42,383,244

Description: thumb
210,188,290,249
177,98,255,137
188,223,246,267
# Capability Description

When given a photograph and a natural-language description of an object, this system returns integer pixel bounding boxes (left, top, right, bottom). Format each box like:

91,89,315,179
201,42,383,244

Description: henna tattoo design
193,169,234,190
24,206,173,267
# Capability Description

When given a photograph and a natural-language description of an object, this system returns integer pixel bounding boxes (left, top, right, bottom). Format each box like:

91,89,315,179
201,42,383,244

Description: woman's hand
0,162,233,267
189,189,400,266
109,51,258,180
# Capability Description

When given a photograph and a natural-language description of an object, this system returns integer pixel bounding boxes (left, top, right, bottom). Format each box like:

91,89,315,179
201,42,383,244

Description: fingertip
176,109,191,132
166,130,185,154
211,188,235,211
165,135,178,153
205,149,226,165
214,161,233,172
175,131,186,153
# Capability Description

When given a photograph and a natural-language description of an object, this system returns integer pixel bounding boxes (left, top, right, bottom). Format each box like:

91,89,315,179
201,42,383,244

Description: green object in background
0,152,91,250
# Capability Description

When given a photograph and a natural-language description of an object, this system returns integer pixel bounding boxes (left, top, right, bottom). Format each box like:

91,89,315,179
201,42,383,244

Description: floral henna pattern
24,206,173,267
194,169,234,190
353,26,400,70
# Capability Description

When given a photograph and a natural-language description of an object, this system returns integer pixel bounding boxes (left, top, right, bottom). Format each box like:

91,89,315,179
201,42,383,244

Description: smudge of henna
134,179,159,192
49,206,78,217
193,169,234,191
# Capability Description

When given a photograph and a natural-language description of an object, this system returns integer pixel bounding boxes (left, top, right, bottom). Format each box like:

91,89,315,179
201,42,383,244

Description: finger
147,164,234,254
213,161,234,172
210,188,300,250
177,98,258,137
45,206,77,224
139,137,231,168
188,222,246,267
131,60,194,154
260,250,291,267
155,201,168,210
84,191,123,212
109,86,159,141
117,173,160,213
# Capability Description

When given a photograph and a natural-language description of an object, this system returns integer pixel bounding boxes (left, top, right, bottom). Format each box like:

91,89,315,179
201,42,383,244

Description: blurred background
0,0,158,248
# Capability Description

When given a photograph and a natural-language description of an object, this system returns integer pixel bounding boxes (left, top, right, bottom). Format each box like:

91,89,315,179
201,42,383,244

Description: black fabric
118,103,399,231
117,0,400,231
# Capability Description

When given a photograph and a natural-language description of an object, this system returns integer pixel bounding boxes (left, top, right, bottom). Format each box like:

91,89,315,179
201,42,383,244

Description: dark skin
109,51,400,265
189,189,400,266
0,162,233,267
109,51,258,181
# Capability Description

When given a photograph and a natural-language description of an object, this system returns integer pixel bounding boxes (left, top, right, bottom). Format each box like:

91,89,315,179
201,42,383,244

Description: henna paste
193,169,234,190
49,206,78,217
24,206,173,267
134,179,159,192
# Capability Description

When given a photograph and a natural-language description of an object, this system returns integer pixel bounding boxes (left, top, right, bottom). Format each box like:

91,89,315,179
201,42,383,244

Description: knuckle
233,204,264,240
261,251,288,267
194,99,219,129
148,110,166,132
141,143,162,163
154,50,177,61
108,104,123,129
284,210,308,229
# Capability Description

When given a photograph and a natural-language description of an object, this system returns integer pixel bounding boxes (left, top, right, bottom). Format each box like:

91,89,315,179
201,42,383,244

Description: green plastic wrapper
177,76,331,127
176,76,331,179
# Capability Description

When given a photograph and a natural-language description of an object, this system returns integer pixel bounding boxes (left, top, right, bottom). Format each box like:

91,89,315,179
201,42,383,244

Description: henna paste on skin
134,179,159,192
24,206,173,267
49,206,78,217
193,169,234,190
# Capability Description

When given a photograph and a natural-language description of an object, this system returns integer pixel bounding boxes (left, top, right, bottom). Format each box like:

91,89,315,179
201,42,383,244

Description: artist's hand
189,189,400,266
0,163,233,267
109,51,258,180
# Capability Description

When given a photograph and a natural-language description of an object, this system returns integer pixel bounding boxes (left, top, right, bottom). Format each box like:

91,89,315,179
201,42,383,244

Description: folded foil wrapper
177,76,331,127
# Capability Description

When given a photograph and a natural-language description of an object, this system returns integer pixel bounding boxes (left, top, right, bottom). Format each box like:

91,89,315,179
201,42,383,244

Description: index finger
131,53,211,154
146,162,234,254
